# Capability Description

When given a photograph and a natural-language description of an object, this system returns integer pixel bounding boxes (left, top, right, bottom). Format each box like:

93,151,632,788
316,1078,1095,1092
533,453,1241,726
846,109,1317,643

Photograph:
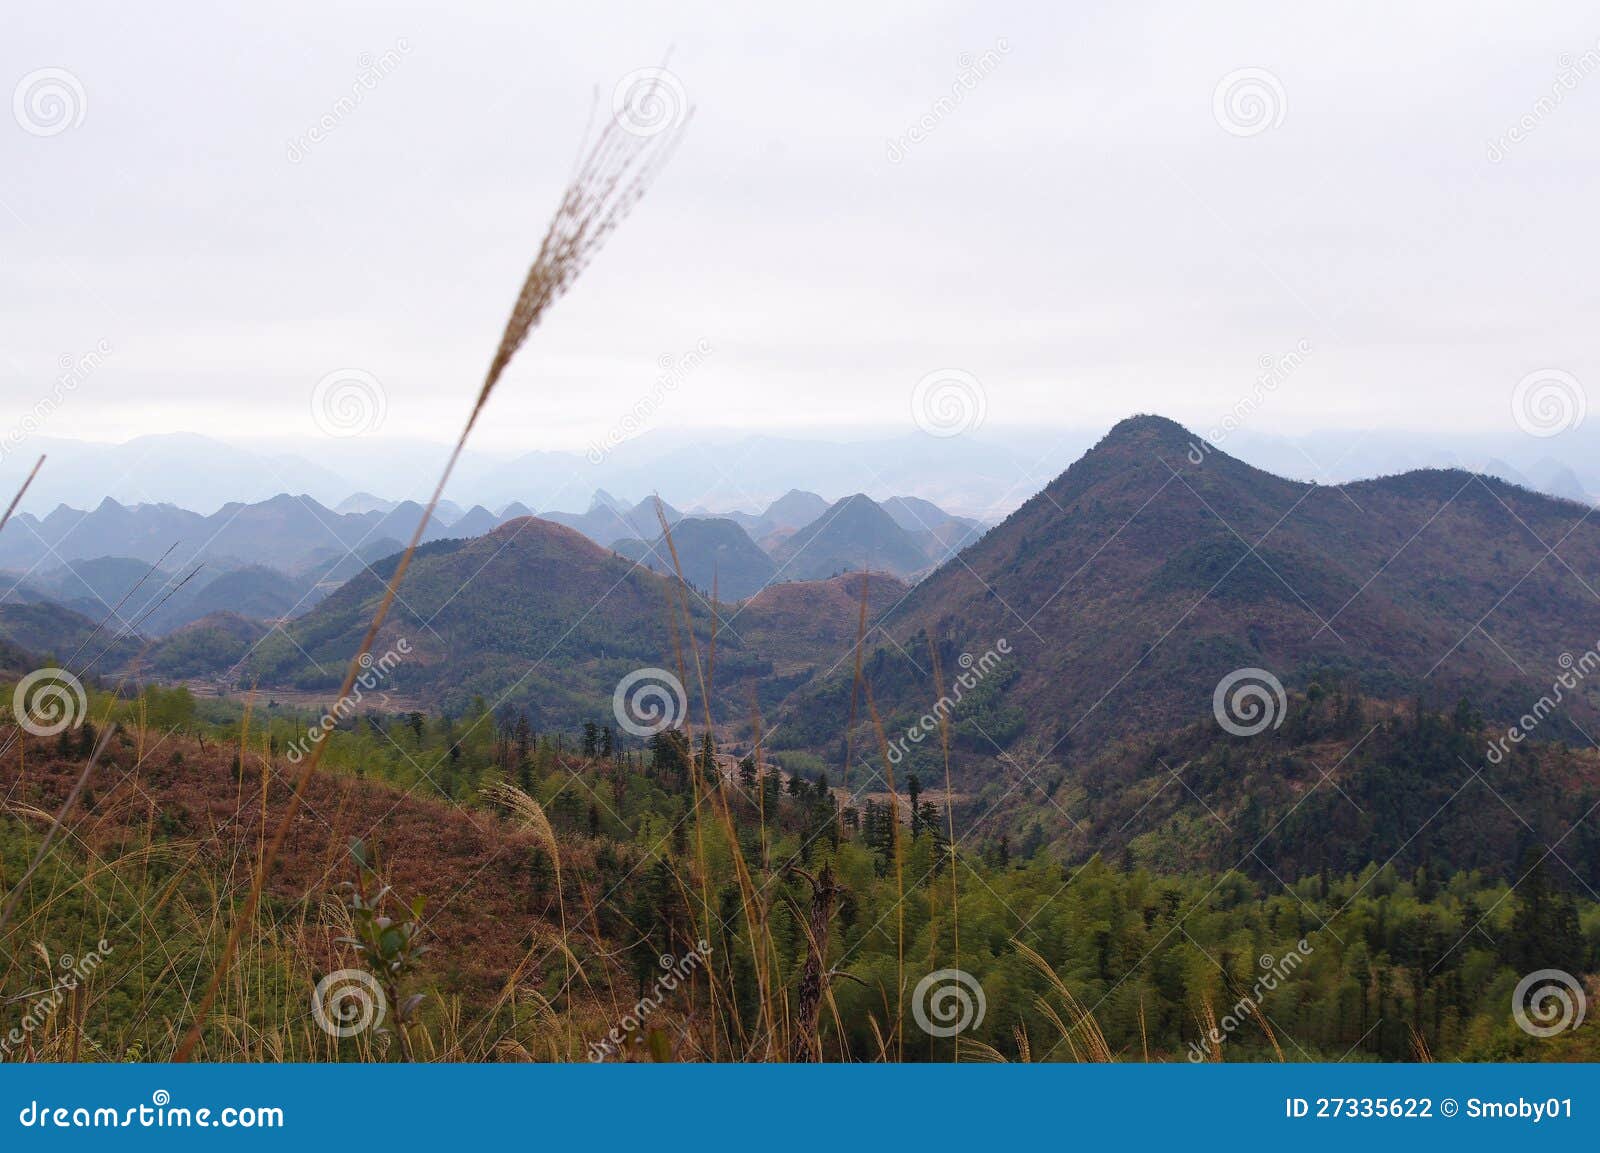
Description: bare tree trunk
790,864,838,1062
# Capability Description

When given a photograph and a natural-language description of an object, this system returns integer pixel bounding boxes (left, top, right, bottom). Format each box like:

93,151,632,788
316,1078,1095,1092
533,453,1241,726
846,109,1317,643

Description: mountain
976,686,1600,890
612,518,778,600
222,517,905,733
770,494,931,581
725,489,831,546
736,571,910,675
9,557,315,635
775,415,1600,782
179,565,310,624
880,495,980,536
0,494,455,574
542,495,683,548
880,495,989,566
335,492,397,515
146,612,271,679
1536,463,1592,505
0,598,140,672
446,505,501,539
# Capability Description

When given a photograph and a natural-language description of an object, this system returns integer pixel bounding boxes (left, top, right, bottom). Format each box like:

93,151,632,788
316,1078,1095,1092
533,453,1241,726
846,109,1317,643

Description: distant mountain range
0,487,980,634
8,425,1592,522
7,415,1600,795
226,517,910,729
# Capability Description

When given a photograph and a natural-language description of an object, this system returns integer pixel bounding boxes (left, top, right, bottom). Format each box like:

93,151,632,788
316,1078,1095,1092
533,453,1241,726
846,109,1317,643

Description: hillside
771,494,931,581
776,415,1600,780
726,489,830,547
957,687,1600,887
613,517,778,600
230,517,902,733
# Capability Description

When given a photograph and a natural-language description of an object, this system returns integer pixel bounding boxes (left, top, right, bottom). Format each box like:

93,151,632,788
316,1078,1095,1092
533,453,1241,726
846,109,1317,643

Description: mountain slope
613,518,778,600
233,517,902,732
771,494,930,581
777,415,1600,779
726,489,830,546
543,495,682,547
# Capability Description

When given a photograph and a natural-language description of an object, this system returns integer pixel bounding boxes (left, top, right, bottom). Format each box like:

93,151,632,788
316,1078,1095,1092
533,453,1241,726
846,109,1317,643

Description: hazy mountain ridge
774,415,1600,779
227,516,907,730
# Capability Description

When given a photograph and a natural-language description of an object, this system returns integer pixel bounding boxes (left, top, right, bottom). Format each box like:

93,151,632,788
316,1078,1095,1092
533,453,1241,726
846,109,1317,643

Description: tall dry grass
171,94,688,1061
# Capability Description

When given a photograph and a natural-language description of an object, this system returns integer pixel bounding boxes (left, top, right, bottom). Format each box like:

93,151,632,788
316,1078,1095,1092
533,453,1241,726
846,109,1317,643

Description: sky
3,2,1597,466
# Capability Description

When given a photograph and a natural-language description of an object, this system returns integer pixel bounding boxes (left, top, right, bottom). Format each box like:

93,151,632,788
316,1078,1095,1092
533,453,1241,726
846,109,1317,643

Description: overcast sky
3,2,1597,459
